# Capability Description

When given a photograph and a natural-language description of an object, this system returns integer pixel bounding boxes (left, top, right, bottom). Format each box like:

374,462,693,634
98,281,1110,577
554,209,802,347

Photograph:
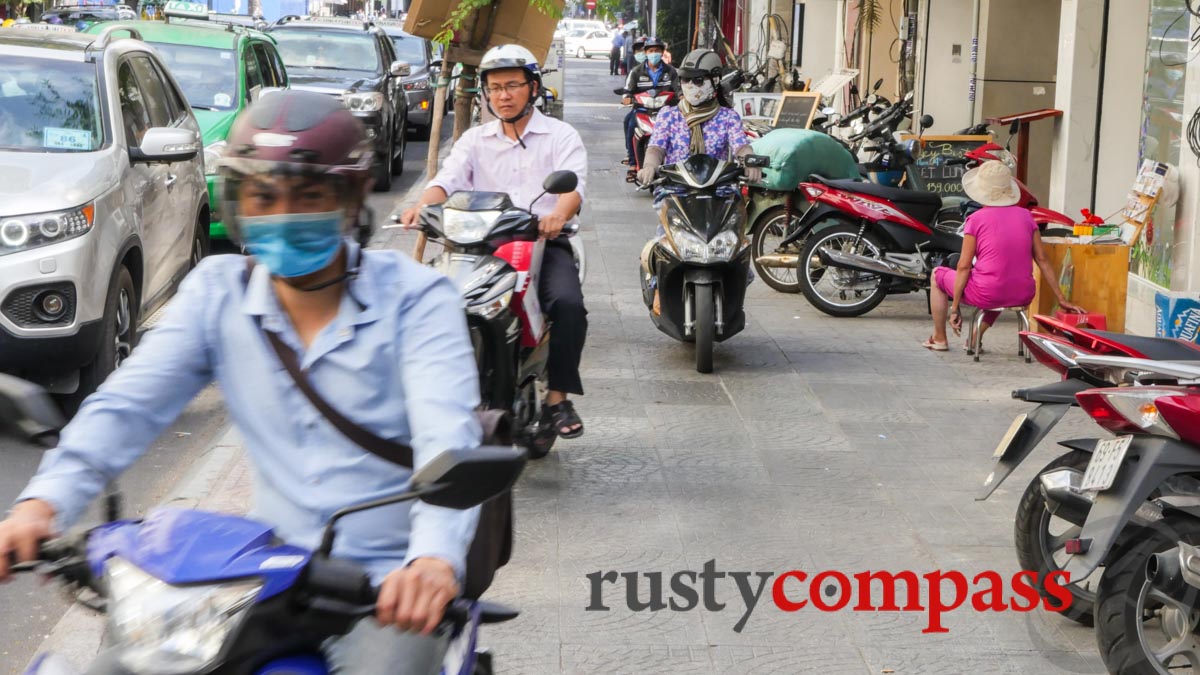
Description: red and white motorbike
394,171,582,458
615,86,676,188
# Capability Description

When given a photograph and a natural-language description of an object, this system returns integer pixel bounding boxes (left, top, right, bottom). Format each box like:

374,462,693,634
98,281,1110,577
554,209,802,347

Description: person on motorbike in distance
637,48,761,312
399,45,589,440
621,36,677,181
0,91,481,675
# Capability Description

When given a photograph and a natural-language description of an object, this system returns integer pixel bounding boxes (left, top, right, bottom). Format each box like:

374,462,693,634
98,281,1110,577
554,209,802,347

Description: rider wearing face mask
620,36,677,181
636,48,761,186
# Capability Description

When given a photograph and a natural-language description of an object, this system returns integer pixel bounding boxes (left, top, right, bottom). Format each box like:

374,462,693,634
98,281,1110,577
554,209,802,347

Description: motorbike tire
1012,450,1098,626
751,206,803,294
1094,516,1200,675
694,284,715,373
798,222,888,318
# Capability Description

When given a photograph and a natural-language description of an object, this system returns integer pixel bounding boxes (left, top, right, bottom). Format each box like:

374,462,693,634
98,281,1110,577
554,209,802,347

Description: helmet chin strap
485,96,534,149
283,244,361,292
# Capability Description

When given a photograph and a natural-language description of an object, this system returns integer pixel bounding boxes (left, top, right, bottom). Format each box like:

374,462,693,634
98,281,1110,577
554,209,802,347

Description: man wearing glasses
399,45,590,441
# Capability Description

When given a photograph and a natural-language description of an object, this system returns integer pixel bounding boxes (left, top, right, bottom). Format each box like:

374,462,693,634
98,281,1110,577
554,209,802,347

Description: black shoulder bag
248,260,512,599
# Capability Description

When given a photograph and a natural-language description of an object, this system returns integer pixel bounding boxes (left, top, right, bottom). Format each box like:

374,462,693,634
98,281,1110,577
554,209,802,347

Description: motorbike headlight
707,230,740,261
203,141,226,176
105,557,262,675
467,287,514,319
673,229,739,263
0,203,95,256
344,92,385,112
441,209,502,245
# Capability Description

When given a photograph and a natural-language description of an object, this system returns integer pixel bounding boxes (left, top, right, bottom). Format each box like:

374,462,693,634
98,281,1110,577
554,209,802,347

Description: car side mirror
250,86,285,103
413,446,527,509
920,114,934,130
543,170,578,194
0,373,63,445
129,127,199,163
429,58,443,69
390,60,411,77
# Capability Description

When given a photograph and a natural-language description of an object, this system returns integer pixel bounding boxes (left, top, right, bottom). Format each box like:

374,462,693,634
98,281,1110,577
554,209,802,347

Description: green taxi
87,2,288,238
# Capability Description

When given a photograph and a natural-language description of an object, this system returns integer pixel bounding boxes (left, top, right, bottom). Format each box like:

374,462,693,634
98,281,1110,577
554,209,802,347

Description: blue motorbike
0,374,522,675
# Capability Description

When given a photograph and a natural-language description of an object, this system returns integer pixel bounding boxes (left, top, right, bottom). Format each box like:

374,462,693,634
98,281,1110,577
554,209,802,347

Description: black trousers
538,241,587,396
610,47,621,75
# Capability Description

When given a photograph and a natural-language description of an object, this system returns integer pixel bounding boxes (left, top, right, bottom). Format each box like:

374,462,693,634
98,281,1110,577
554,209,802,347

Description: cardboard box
404,0,562,66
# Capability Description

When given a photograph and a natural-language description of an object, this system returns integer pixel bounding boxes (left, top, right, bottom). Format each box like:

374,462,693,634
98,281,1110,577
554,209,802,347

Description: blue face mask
239,210,344,278
634,52,646,64
646,52,662,65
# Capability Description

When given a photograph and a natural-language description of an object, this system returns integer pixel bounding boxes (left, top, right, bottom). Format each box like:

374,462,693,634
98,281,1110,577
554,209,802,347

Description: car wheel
392,117,406,176
576,47,585,58
64,266,137,414
373,132,393,192
190,216,209,270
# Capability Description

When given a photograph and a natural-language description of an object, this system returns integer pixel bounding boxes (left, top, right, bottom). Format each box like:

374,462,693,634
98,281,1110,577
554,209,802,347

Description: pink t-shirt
961,205,1037,309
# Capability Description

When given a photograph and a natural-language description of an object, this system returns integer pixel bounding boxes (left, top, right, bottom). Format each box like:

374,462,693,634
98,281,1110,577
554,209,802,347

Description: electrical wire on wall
1169,0,1200,160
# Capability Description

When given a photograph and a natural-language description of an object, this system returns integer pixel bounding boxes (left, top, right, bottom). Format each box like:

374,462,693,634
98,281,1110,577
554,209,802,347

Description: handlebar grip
305,556,377,606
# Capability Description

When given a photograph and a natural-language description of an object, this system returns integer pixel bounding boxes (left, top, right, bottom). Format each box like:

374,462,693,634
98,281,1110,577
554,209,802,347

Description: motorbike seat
477,600,520,624
928,228,964,253
809,175,943,225
1089,330,1200,361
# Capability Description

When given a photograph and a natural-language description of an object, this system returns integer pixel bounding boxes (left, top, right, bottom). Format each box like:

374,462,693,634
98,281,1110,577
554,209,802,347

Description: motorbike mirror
542,170,579,195
1009,120,1020,136
873,78,883,91
920,114,934,130
412,446,527,509
0,373,63,446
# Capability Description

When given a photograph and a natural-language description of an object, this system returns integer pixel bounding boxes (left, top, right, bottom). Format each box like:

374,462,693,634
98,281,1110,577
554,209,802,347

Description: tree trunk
452,64,477,142
411,58,454,262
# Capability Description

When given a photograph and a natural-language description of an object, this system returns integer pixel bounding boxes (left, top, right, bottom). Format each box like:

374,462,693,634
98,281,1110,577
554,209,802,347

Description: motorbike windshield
664,191,742,242
662,154,741,190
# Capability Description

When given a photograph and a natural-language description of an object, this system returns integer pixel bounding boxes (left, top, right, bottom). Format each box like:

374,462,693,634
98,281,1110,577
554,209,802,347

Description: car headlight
203,141,226,176
0,203,94,256
105,557,262,675
673,228,739,263
403,79,429,91
344,92,385,112
441,209,502,245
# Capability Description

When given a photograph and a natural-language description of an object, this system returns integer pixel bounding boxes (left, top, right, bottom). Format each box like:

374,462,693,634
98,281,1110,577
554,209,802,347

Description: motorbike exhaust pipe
816,248,926,281
754,253,800,269
1147,542,1200,605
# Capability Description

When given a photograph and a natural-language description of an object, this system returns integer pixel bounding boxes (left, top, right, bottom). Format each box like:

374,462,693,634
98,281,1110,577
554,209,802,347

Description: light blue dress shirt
18,243,483,582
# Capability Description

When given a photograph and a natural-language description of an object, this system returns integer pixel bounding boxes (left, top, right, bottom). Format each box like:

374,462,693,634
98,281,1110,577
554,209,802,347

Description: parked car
565,28,612,59
555,18,604,38
0,25,207,407
268,16,409,191
40,3,137,30
87,4,288,240
374,19,435,139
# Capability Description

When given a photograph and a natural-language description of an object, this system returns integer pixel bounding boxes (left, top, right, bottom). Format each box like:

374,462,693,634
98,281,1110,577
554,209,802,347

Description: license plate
992,413,1029,459
1080,436,1134,492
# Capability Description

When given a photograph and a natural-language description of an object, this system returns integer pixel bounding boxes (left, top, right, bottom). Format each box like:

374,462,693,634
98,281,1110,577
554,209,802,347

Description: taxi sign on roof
163,0,208,19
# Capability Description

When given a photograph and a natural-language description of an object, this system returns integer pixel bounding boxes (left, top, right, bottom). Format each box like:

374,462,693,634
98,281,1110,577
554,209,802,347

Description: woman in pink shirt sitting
924,160,1083,351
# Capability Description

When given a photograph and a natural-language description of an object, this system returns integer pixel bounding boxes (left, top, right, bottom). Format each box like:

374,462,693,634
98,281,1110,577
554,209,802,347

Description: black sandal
626,169,638,183
543,400,584,439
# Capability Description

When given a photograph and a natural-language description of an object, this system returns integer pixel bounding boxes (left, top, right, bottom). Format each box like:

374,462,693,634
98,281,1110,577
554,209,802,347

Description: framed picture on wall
732,92,782,125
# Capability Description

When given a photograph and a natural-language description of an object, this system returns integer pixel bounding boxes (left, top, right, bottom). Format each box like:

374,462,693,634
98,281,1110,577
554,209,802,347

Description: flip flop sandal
620,158,630,165
543,400,584,439
922,337,949,352
626,169,638,183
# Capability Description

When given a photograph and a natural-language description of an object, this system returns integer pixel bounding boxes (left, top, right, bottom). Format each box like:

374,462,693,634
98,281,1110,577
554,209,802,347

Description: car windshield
0,56,103,152
41,8,116,30
149,43,238,111
388,35,425,68
273,30,380,74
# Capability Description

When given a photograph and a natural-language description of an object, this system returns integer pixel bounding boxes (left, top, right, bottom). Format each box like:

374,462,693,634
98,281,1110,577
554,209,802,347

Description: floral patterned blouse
649,105,749,165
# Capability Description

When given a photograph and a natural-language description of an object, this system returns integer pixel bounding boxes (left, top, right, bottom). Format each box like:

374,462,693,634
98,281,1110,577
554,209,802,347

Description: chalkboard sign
772,92,821,130
899,134,991,196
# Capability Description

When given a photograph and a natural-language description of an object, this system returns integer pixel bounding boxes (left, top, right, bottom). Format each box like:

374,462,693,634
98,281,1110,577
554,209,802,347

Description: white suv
0,25,207,408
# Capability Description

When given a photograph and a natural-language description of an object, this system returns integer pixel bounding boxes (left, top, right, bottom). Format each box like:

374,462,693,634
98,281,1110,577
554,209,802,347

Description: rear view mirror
390,60,412,78
1009,120,1020,136
920,114,935,130
873,78,883,91
543,170,578,195
0,373,64,444
130,127,199,163
743,154,770,168
413,447,527,509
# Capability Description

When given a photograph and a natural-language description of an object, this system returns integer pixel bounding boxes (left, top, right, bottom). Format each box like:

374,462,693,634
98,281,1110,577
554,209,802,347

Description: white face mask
681,80,715,106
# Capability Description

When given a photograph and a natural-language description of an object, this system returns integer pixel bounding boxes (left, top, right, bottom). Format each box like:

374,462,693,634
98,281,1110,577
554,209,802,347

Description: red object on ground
1054,309,1106,331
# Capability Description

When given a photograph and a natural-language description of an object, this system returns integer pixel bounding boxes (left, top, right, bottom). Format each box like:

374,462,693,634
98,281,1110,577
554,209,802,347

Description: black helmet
642,36,666,51
631,36,646,51
678,48,722,79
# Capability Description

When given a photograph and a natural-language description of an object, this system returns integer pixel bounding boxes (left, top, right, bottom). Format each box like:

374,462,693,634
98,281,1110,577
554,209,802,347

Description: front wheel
751,206,804,293
1013,450,1100,626
693,284,714,373
576,47,586,58
799,221,887,317
1094,516,1200,675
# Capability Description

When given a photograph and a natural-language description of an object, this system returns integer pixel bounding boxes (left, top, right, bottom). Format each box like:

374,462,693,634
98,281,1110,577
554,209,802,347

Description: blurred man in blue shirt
0,92,478,674
610,29,625,76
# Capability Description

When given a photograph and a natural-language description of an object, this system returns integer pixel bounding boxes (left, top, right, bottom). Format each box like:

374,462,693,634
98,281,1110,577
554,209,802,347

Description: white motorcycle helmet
479,44,542,124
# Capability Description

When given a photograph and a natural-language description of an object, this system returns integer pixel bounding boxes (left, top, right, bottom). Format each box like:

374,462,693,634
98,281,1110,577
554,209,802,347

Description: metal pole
967,0,980,124
650,0,656,36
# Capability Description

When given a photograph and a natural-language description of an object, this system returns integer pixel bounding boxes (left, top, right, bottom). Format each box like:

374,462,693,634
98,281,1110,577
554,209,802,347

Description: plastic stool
966,306,1031,363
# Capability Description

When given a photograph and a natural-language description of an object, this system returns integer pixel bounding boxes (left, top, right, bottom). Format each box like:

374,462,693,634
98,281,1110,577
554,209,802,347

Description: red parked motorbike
615,87,676,188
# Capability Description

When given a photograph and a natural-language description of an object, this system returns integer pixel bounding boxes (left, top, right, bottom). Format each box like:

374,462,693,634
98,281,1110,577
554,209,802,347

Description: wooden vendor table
1030,241,1130,332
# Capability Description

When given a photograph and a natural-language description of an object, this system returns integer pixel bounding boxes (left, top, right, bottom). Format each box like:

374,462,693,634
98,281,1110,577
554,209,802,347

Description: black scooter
391,171,579,459
639,153,769,373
